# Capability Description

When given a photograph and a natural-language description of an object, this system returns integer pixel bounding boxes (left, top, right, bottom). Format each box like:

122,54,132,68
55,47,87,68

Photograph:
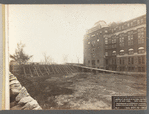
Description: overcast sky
8,4,146,64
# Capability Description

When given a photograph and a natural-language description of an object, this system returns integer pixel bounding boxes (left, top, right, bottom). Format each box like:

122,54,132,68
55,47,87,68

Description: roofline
85,14,146,35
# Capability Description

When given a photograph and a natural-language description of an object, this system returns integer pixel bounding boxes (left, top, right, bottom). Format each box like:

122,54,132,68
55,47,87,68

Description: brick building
84,14,146,72
84,21,108,69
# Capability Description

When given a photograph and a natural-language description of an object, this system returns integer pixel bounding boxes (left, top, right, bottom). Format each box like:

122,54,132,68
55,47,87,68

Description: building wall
84,14,146,72
84,27,108,68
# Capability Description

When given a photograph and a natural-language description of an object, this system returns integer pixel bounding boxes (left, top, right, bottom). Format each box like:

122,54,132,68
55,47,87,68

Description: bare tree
76,54,81,64
63,54,68,64
10,42,33,65
42,52,54,64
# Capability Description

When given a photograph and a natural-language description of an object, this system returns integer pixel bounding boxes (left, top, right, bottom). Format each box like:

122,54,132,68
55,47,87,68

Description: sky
8,4,146,64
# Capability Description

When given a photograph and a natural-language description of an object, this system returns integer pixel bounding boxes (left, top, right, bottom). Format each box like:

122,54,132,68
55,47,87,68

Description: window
106,59,108,64
119,26,121,30
108,45,112,49
138,28,145,44
112,58,116,64
119,36,124,47
109,51,112,56
141,18,144,23
119,58,124,65
123,59,125,65
112,51,116,55
91,41,96,47
114,28,116,32
133,20,137,25
132,57,134,64
108,38,112,44
105,52,108,56
128,67,134,71
112,37,116,43
111,29,114,33
138,47,145,54
128,49,134,55
142,57,145,64
122,25,124,29
112,44,116,48
105,45,108,49
127,23,130,27
138,56,145,64
88,60,90,64
141,67,145,72
131,22,133,26
128,57,134,64
138,57,141,64
92,60,95,66
92,53,95,58
128,32,133,45
120,67,125,71
128,57,131,64
137,20,140,24
97,60,99,64
120,58,121,65
120,50,124,55
120,43,124,47
105,38,108,44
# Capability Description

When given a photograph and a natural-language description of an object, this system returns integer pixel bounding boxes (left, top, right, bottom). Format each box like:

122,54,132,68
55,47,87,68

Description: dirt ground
16,72,146,110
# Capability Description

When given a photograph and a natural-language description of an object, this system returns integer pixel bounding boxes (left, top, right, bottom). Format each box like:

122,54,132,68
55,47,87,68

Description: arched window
128,48,134,54
105,52,108,56
120,50,124,55
112,51,116,55
138,47,145,54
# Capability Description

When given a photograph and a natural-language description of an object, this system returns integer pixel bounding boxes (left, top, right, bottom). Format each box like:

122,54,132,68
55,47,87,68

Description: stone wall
9,72,42,110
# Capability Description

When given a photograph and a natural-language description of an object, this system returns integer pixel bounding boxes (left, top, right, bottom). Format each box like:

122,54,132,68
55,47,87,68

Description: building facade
84,14,146,72
84,21,108,69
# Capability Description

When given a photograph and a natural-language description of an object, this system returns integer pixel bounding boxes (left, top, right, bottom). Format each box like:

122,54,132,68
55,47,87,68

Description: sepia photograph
8,4,146,110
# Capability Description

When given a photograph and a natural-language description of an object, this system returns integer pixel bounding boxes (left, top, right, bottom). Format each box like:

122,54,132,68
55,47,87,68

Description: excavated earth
16,72,146,110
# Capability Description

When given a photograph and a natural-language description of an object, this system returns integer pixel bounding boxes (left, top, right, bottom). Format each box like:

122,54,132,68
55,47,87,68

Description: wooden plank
43,65,49,75
57,65,64,74
46,65,52,74
51,65,56,74
66,65,75,72
53,65,59,74
33,66,40,77
64,65,71,73
22,66,27,77
29,66,33,77
37,65,44,76
61,65,68,74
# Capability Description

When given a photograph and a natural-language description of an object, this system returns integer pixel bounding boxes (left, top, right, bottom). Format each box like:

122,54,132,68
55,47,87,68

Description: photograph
8,4,146,110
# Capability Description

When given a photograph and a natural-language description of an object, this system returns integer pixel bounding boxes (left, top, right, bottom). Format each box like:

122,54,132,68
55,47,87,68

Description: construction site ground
16,72,146,110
